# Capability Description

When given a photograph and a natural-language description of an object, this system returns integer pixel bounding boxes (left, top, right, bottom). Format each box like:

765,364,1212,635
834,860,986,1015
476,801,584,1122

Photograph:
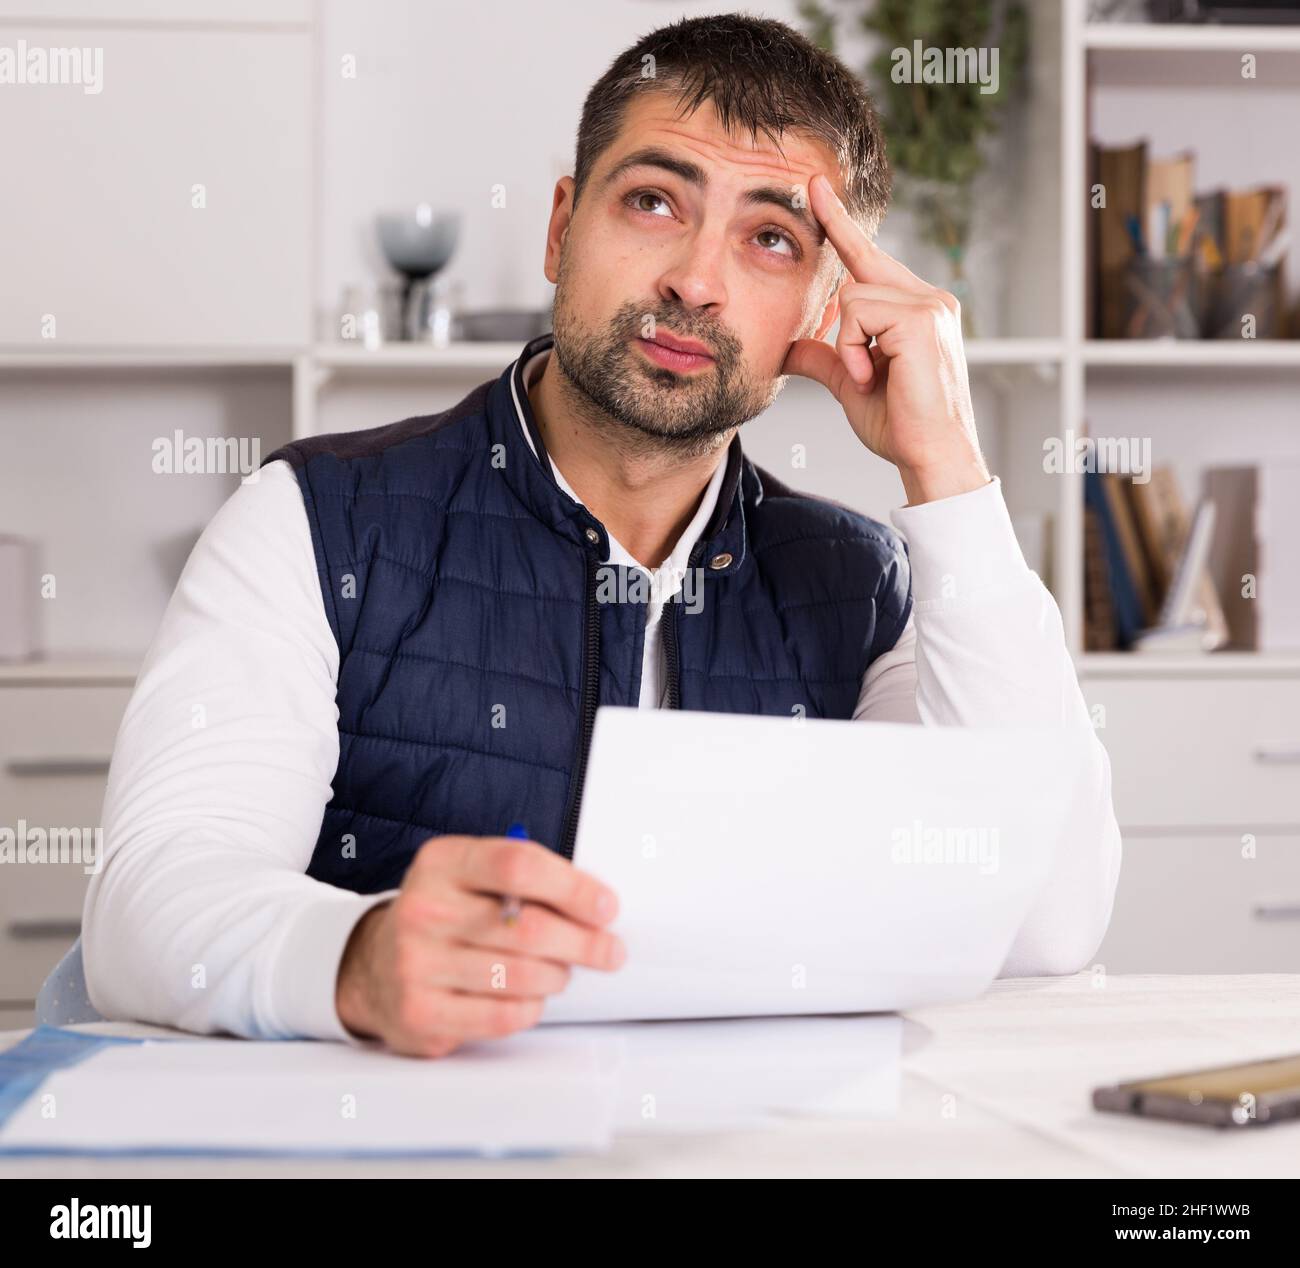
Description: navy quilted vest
263,334,912,893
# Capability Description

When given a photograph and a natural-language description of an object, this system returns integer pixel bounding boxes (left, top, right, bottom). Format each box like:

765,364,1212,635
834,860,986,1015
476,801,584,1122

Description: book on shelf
1202,462,1300,652
1144,499,1218,636
1256,461,1300,650
1083,464,1230,653
1083,504,1118,653
1089,137,1291,339
1101,472,1158,626
1202,466,1259,650
1223,186,1282,266
1091,139,1147,340
1084,470,1146,649
1127,467,1230,649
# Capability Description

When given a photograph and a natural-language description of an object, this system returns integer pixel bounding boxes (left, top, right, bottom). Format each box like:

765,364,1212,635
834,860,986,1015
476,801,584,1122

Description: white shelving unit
293,343,523,439
1061,5,1300,977
1082,340,1300,368
2,2,1295,689
1083,20,1300,51
310,342,523,371
0,348,303,370
0,658,140,686
6,3,1299,689
1058,1,1300,679
293,335,1067,439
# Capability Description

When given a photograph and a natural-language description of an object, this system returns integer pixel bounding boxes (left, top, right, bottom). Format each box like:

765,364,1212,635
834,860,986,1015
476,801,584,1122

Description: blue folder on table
0,1024,617,1158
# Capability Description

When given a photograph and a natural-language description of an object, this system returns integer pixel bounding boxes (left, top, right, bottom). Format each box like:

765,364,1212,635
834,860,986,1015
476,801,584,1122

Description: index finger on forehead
808,173,927,292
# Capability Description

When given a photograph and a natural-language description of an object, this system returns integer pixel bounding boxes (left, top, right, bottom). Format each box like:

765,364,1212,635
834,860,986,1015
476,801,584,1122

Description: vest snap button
584,527,600,545
709,552,733,570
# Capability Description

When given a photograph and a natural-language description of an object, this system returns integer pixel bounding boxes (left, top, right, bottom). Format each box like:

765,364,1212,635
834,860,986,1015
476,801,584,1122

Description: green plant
799,0,1028,332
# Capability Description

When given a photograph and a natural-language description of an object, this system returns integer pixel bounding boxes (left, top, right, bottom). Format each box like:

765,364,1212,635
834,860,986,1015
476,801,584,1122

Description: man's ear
811,267,843,342
543,176,576,285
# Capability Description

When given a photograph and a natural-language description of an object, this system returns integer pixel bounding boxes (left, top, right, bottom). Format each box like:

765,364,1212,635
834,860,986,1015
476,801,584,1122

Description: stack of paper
0,1014,905,1157
0,1027,619,1157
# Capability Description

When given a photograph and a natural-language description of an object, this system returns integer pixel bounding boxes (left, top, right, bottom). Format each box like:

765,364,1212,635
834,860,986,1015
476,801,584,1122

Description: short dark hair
573,11,891,237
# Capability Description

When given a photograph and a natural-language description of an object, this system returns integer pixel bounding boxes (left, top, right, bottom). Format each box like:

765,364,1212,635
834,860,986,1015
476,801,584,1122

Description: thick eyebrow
600,145,826,247
601,146,706,191
741,183,826,248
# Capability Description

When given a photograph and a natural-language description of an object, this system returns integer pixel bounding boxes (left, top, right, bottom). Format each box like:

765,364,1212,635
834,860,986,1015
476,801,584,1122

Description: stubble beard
547,250,782,464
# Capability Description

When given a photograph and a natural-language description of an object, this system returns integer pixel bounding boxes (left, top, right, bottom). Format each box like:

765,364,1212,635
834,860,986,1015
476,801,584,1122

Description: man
84,14,1121,1057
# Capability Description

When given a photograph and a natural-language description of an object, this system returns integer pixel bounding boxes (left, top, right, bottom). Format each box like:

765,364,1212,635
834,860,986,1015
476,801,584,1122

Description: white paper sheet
0,1014,903,1155
541,707,1080,1024
598,1014,903,1132
0,1030,620,1156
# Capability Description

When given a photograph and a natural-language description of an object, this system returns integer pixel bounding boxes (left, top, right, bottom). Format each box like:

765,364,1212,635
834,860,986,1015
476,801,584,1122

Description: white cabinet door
0,16,312,345
1081,677,1300,831
0,684,131,1000
1097,835,1300,974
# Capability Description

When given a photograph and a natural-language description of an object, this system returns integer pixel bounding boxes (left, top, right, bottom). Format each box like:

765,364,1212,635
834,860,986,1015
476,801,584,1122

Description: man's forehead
606,92,841,192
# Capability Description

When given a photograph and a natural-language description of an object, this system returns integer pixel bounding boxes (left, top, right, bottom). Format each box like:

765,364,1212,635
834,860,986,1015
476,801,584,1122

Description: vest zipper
662,594,681,710
664,540,706,711
558,552,602,861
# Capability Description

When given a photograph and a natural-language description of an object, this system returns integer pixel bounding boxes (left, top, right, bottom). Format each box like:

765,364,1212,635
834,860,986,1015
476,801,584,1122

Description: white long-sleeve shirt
83,351,1122,1042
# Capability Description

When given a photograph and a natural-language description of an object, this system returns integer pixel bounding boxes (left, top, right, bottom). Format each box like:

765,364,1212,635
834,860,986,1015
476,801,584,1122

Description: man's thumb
781,337,843,391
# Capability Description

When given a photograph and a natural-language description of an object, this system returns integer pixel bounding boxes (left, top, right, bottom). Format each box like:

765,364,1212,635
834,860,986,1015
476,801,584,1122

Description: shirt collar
512,345,728,577
498,332,749,577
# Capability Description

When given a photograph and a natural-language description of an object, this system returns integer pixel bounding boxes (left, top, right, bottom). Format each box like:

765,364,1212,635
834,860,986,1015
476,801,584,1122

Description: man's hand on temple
783,172,991,507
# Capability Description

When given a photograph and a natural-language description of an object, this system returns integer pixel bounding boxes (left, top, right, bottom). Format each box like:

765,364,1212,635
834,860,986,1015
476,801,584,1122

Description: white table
1,974,1297,1178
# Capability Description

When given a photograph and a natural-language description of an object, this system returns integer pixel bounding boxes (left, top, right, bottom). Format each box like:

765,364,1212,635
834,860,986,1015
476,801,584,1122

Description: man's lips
634,331,715,371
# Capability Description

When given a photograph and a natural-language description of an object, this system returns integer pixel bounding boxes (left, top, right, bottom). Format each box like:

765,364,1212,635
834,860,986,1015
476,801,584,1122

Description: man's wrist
335,900,391,1040
898,453,991,506
890,474,1032,604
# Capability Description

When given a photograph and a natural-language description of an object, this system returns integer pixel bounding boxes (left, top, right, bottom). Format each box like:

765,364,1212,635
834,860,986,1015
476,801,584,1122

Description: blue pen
1124,212,1145,257
501,821,528,924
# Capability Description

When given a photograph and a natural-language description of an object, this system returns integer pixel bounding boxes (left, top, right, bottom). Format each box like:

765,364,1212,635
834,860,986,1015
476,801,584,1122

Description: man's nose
654,227,730,313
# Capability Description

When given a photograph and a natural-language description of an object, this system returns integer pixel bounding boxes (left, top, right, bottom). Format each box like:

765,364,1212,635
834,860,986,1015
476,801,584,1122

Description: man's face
545,92,843,454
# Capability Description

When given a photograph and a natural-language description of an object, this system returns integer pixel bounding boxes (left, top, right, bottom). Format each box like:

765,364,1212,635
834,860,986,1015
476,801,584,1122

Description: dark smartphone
1094,1052,1300,1128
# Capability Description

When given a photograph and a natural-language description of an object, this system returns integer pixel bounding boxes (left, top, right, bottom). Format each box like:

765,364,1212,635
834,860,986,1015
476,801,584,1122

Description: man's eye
627,190,673,217
755,227,797,258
